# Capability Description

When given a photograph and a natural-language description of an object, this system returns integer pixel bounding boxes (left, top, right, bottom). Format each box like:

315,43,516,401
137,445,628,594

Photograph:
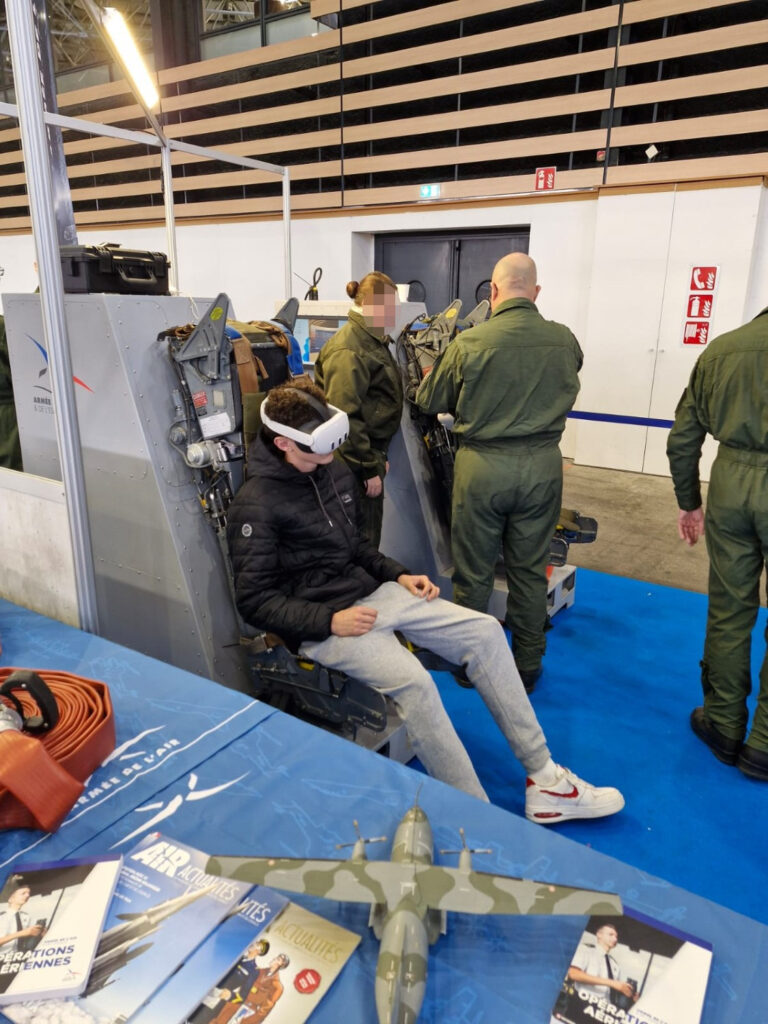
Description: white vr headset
260,391,349,455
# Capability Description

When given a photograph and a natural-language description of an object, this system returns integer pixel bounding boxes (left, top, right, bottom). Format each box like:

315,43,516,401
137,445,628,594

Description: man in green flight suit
0,313,23,472
667,304,768,781
415,252,582,691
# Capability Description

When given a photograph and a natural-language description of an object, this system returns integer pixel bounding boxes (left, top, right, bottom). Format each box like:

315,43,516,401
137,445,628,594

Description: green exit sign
419,183,441,199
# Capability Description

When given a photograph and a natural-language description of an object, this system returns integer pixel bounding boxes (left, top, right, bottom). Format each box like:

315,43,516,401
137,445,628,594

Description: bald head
490,253,540,309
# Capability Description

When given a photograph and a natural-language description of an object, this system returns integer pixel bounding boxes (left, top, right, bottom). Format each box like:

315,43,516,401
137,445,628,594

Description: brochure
4,833,251,1024
131,885,289,1024
185,901,361,1024
0,855,122,1005
551,906,713,1024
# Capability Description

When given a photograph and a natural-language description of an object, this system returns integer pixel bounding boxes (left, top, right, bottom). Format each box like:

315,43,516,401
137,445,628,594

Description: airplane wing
206,855,426,907
414,865,622,917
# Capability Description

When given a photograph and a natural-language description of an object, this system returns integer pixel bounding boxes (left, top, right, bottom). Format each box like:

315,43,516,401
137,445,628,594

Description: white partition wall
641,185,762,477
3,180,768,479
570,182,763,475
0,468,78,624
575,189,678,473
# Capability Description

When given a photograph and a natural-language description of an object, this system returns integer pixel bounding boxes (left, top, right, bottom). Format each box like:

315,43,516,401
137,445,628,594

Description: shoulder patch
241,523,253,538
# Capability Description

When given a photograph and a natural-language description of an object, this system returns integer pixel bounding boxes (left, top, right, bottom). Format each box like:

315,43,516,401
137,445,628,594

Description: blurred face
597,925,618,949
362,287,399,331
9,887,30,909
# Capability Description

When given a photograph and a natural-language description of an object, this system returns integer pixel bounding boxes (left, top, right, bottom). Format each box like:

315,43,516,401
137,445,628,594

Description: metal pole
31,0,77,247
161,143,179,294
0,99,293,307
5,0,100,634
282,169,292,300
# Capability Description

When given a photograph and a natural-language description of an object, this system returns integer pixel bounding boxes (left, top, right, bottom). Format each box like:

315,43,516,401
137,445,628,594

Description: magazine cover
131,885,289,1024
0,855,122,1005
185,901,361,1024
4,833,252,1024
551,906,713,1024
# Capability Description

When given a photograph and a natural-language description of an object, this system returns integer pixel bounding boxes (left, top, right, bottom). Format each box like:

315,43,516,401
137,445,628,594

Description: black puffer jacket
227,436,408,649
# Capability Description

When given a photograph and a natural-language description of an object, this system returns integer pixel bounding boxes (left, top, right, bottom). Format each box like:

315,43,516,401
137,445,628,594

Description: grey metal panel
4,294,63,481
377,237,455,314
455,235,528,310
380,414,446,581
381,402,510,621
4,292,250,691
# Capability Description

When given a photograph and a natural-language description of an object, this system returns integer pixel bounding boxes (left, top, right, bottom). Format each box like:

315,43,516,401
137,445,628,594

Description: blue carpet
423,569,768,926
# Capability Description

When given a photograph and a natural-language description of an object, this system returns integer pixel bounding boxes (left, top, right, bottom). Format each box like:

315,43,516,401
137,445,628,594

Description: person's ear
274,436,292,454
533,284,541,301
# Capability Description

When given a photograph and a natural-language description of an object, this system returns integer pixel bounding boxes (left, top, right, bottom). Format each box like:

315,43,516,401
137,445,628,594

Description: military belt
718,444,768,467
458,435,559,453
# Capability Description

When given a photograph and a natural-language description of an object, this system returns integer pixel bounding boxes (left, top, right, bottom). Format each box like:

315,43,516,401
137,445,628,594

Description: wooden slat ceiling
1,0,766,233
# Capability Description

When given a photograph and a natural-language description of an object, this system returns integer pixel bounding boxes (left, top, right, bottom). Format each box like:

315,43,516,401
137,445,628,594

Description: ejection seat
161,293,390,741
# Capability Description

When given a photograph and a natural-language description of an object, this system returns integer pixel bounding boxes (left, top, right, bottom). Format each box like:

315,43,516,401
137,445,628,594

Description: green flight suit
313,310,403,546
0,315,22,471
667,306,768,751
416,297,582,671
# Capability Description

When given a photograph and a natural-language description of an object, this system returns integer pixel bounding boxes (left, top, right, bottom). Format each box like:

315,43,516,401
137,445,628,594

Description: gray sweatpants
300,581,551,800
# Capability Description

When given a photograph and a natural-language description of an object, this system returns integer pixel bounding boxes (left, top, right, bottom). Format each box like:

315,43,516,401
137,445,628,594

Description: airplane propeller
337,820,388,862
440,828,492,872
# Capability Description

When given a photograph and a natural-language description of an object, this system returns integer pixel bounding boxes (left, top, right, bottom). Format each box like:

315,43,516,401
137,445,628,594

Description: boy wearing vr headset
227,380,624,823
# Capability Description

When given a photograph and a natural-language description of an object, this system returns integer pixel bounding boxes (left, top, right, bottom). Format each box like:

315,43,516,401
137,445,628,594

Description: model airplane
206,801,622,1024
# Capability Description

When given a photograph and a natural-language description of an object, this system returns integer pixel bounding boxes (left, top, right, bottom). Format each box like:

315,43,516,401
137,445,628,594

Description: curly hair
260,379,329,456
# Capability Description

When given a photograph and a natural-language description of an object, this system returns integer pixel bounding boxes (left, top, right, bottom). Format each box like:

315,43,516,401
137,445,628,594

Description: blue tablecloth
0,599,764,1022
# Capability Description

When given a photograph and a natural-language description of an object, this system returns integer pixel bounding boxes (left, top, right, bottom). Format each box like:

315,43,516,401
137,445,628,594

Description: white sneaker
525,764,625,824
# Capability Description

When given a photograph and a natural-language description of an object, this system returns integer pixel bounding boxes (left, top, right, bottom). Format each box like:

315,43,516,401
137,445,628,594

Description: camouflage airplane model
205,800,622,1024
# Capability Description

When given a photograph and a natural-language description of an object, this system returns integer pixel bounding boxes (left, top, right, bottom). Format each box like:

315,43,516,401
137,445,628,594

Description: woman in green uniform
313,272,402,546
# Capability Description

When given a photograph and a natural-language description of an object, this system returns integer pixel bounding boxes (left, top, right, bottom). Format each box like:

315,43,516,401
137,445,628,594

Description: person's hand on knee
331,606,378,636
397,574,440,600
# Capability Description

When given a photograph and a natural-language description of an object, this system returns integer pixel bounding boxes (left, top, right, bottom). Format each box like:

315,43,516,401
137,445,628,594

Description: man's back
668,307,768,510
679,307,768,451
414,262,583,676
417,297,582,445
667,306,768,780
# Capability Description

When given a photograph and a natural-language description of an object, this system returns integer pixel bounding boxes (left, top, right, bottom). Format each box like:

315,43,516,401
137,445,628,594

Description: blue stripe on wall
568,410,674,429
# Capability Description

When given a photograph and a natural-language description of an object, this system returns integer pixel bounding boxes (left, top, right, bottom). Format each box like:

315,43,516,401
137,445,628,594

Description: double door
375,229,529,317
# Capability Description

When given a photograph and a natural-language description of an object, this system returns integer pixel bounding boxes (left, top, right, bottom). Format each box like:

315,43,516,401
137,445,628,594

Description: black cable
304,266,322,301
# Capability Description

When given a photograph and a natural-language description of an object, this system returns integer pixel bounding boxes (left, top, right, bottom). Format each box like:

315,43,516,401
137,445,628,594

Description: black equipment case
60,243,170,295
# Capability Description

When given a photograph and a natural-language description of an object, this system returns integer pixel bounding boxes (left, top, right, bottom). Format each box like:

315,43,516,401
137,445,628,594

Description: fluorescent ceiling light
101,6,159,111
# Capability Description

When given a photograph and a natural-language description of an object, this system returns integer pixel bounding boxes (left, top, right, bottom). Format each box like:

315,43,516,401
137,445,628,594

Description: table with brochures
0,597,765,1023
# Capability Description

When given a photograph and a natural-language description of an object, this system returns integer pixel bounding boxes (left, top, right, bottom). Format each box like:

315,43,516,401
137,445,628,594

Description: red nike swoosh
540,786,579,798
